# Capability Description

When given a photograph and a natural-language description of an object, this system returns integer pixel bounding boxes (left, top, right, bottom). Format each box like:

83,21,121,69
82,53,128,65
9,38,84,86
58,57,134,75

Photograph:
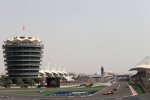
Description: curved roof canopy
130,56,150,71
129,64,150,71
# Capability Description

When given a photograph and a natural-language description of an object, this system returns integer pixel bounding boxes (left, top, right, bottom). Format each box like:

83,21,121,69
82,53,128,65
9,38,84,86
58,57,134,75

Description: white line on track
117,84,120,90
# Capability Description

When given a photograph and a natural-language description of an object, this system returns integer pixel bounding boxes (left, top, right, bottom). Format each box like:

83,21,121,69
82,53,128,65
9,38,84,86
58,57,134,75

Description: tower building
101,66,104,76
3,36,44,78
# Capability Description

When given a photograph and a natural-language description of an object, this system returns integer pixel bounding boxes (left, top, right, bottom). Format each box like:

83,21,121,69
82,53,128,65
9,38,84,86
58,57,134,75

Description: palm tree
4,78,12,88
24,78,35,88
1,76,12,87
0,76,12,88
15,78,24,87
0,75,7,82
0,78,4,88
0,76,5,86
34,78,42,85
28,79,35,88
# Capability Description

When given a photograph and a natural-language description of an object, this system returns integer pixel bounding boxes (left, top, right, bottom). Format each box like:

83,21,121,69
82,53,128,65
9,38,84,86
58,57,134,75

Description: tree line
0,75,44,88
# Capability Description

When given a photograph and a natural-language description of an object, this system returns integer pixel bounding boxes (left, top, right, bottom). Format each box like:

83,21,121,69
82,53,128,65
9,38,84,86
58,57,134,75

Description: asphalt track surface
0,81,149,100
91,81,132,98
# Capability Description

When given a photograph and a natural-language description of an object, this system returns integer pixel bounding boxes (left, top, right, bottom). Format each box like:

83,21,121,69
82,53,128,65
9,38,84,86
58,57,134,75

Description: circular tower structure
3,36,44,79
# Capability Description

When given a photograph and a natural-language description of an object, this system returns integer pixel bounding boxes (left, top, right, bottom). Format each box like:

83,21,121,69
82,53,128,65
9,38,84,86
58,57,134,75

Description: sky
0,0,150,74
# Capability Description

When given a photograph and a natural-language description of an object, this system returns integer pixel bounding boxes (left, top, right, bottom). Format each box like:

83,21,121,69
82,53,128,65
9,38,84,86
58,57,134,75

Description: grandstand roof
129,64,150,71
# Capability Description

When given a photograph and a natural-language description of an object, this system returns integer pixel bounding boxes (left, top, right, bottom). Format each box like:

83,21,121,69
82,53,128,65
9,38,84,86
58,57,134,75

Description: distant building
2,36,44,79
101,66,104,76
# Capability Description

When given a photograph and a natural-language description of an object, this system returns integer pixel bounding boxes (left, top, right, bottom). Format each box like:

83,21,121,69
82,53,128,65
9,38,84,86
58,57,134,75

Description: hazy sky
0,0,150,74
